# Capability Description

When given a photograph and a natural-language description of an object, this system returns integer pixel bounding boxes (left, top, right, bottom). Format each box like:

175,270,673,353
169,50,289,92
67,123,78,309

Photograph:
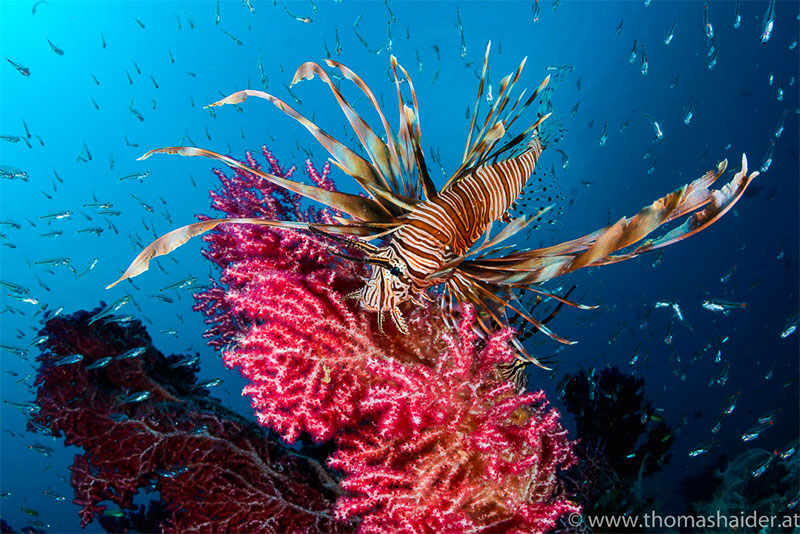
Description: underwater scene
1,0,798,532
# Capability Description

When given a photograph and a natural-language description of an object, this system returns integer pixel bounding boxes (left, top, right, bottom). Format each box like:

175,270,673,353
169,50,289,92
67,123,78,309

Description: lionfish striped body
109,43,757,379
390,139,543,290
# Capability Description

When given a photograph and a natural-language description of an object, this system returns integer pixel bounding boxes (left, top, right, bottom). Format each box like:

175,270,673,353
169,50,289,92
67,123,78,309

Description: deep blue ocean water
1,1,797,531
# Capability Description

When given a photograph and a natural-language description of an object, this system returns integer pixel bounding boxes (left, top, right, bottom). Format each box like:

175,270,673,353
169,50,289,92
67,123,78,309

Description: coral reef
193,147,579,532
31,148,577,532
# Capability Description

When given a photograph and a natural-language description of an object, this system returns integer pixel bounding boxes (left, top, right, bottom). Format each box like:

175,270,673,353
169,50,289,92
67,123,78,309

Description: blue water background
1,0,798,530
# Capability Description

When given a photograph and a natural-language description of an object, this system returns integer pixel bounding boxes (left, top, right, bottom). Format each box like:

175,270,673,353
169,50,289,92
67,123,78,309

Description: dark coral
30,307,350,532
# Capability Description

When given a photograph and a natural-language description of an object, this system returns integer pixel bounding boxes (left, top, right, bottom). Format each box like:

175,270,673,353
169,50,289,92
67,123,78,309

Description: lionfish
108,43,757,378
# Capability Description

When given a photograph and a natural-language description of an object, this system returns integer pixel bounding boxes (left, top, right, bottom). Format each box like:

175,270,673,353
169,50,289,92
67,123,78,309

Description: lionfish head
344,246,413,335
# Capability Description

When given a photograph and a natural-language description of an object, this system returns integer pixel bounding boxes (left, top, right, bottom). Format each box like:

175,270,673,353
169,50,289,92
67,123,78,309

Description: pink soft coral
193,147,578,532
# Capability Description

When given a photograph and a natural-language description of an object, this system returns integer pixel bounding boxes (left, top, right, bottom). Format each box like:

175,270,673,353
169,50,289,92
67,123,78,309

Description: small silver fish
741,421,773,442
688,439,718,457
703,3,714,40
195,378,223,388
85,356,113,370
117,346,146,360
169,355,199,368
53,353,84,366
88,295,132,325
760,0,776,43
664,20,677,45
119,390,151,404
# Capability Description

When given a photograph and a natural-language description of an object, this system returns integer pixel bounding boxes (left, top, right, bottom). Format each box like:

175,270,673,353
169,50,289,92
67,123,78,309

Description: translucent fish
28,335,48,347
47,39,64,55
54,353,83,366
129,102,144,122
616,20,623,35
641,113,663,140
790,29,798,50
1,344,29,357
3,400,40,413
761,0,776,43
688,439,718,457
640,45,648,75
664,322,673,345
779,439,798,461
760,139,775,173
119,390,151,404
598,120,608,147
0,279,30,294
710,413,723,434
775,110,786,138
629,39,637,64
195,378,223,388
531,0,540,23
159,276,198,291
33,257,71,267
0,165,28,182
703,3,714,40
720,264,736,283
733,0,741,29
741,421,773,442
684,102,695,124
85,356,113,370
628,342,641,366
117,346,146,360
119,171,151,182
670,74,680,89
169,355,199,368
664,20,677,45
765,361,776,380
42,490,66,502
647,158,657,176
88,295,132,325
751,454,775,478
708,49,718,70
6,58,30,76
702,299,746,313
28,443,54,457
757,408,781,425
671,303,684,322
711,363,730,386
103,314,136,325
780,312,798,338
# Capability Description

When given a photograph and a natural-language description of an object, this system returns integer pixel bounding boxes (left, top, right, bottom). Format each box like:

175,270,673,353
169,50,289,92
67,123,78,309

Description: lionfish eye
389,266,401,276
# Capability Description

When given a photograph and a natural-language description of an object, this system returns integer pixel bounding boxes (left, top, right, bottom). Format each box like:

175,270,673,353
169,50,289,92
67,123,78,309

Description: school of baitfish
0,0,797,527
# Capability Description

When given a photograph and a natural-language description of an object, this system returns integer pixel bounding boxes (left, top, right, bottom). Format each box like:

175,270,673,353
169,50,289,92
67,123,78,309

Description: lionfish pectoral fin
292,61,405,198
206,89,406,215
390,57,437,201
138,146,391,222
106,217,307,289
458,156,755,286
390,307,408,334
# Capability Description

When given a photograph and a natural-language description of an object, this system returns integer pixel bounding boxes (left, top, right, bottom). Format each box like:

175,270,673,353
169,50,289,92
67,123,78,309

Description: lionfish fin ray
107,217,307,289
139,146,391,221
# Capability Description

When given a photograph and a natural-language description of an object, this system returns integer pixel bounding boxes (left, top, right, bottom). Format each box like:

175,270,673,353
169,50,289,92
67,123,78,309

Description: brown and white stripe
390,138,543,292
